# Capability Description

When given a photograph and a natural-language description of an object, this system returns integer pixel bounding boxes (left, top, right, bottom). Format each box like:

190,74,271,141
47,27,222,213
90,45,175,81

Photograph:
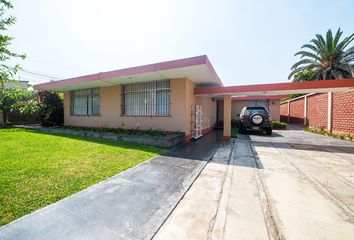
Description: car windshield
244,108,268,115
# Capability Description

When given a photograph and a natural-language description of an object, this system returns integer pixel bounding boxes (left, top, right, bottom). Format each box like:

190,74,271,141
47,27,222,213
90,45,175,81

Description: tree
0,0,26,126
289,28,354,81
0,87,39,125
292,69,315,82
38,91,64,126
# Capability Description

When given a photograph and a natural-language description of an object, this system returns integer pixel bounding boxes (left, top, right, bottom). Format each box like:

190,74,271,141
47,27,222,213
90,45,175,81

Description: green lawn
0,128,164,226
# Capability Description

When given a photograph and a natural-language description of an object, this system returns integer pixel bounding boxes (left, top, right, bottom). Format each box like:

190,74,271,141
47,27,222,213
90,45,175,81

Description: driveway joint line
150,144,221,240
250,141,285,240
207,143,234,239
271,142,354,220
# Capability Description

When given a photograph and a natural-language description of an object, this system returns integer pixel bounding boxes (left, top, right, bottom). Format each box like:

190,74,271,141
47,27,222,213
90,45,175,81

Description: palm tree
289,28,354,81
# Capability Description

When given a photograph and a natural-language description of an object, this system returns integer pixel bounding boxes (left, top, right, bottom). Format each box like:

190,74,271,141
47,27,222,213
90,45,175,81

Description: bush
272,121,287,129
231,119,240,128
231,127,238,138
38,91,64,126
59,126,170,137
304,127,353,141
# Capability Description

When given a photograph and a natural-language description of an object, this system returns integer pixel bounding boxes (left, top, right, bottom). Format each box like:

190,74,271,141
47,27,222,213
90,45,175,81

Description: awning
194,78,354,97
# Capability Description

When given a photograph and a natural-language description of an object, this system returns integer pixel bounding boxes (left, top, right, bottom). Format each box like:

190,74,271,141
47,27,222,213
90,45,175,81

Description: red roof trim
205,57,223,86
232,94,289,100
35,55,222,90
195,78,354,95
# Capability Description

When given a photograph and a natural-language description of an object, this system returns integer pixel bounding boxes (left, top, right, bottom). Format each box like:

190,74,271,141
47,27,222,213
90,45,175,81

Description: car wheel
266,128,272,135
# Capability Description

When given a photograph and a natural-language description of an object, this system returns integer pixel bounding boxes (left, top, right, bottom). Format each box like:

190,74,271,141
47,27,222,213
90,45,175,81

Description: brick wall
289,98,304,124
307,93,328,129
280,91,354,136
332,91,354,135
280,102,288,122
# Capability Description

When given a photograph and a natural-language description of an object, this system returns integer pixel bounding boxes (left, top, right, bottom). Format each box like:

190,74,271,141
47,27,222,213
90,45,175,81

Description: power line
19,72,56,80
20,69,61,79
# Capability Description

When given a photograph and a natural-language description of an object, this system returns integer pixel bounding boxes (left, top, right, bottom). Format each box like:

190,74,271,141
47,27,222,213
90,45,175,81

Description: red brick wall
280,91,354,136
332,91,354,135
289,98,304,124
307,93,328,129
280,103,288,122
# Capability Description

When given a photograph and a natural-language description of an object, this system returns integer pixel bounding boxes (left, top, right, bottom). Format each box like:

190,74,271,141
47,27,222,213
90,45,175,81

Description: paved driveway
0,131,224,240
154,128,354,240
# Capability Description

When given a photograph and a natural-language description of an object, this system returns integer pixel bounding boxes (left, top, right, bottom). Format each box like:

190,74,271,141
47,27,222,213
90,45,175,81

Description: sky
6,0,354,86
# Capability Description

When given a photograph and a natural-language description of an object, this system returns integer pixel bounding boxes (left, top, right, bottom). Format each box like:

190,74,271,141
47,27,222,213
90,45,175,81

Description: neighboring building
280,91,354,136
0,81,30,126
4,80,30,89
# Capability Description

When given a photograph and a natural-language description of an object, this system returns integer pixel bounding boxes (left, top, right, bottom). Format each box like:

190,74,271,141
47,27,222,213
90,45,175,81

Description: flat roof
35,55,223,91
195,78,354,97
35,55,354,96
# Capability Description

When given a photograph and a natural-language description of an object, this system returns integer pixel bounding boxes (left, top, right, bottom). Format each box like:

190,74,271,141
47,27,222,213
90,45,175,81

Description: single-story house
35,55,354,140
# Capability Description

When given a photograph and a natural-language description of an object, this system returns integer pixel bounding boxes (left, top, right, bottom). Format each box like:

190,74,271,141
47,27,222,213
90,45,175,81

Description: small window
70,88,100,116
122,80,170,116
247,100,269,108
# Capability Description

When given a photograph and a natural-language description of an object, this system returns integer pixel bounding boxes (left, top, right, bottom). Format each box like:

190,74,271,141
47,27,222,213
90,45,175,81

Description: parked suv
239,106,272,135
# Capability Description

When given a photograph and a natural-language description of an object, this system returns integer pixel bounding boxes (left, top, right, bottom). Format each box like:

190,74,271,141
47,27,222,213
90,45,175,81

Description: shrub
59,126,169,137
304,127,353,141
272,121,287,129
231,119,240,128
38,91,64,126
231,127,238,138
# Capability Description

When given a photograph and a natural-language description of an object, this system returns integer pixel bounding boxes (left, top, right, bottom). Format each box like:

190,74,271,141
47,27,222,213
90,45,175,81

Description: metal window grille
70,88,100,116
122,80,170,116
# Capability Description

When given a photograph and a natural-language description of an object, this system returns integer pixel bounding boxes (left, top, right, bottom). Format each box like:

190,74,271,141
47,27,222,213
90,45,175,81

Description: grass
231,127,238,138
304,127,353,141
0,128,164,226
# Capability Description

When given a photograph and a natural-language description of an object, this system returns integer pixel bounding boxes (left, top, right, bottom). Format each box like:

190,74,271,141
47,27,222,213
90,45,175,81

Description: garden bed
35,126,185,148
304,127,353,141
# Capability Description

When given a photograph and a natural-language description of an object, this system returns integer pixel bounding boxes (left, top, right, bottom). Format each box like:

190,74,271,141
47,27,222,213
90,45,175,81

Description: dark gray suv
239,106,272,135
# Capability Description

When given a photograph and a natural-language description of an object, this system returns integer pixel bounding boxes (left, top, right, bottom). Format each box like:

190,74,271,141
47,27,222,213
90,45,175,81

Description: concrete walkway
0,131,225,240
154,129,354,240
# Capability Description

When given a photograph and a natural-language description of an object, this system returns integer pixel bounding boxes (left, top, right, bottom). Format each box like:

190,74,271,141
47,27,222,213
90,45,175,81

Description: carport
194,78,354,139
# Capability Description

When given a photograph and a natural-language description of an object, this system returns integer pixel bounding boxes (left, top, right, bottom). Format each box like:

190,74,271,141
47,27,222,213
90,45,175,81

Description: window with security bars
70,88,100,116
122,80,170,116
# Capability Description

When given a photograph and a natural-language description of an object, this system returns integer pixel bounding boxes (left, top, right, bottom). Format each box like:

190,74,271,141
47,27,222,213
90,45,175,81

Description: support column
304,96,308,126
327,92,333,132
223,95,231,140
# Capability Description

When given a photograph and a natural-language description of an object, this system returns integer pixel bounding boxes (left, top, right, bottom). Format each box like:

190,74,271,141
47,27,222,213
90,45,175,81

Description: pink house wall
63,78,217,138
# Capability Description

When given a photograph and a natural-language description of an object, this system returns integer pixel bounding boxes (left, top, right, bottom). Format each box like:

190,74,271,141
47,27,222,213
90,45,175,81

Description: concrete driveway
154,128,354,240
